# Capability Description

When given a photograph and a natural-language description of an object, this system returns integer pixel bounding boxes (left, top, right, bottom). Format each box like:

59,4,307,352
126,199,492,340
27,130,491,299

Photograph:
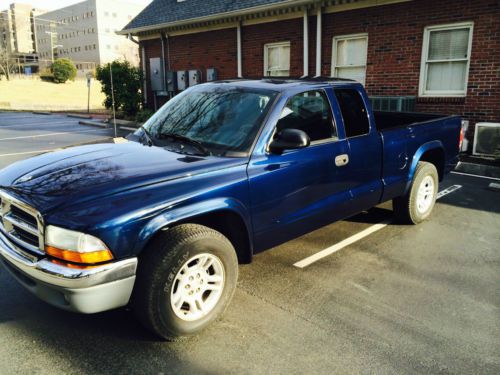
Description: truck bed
374,111,445,131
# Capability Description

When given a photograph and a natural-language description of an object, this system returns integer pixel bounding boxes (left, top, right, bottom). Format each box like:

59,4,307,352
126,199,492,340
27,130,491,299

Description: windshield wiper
158,133,210,156
140,126,156,147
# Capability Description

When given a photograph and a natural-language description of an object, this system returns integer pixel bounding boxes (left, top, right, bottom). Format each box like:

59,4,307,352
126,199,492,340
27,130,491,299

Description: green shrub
96,60,143,116
136,109,155,123
39,72,54,82
51,58,77,83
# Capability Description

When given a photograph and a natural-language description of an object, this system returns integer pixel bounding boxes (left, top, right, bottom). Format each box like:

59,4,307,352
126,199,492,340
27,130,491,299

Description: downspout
141,46,147,104
237,21,242,78
315,6,322,77
302,8,309,77
160,32,167,90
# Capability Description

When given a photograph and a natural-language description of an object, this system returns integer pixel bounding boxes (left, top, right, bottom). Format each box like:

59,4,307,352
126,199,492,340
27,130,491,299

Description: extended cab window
334,89,370,138
276,90,337,142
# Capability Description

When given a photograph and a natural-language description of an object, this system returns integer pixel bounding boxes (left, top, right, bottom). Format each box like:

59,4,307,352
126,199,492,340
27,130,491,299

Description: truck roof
206,77,358,92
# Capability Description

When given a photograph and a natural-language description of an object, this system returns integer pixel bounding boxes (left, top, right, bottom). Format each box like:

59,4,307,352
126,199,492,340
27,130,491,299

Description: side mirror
269,128,310,154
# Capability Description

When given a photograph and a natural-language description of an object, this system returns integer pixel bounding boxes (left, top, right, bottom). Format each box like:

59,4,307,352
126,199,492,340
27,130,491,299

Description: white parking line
294,185,463,269
0,128,109,141
437,184,462,198
451,171,500,181
0,148,62,157
0,120,73,128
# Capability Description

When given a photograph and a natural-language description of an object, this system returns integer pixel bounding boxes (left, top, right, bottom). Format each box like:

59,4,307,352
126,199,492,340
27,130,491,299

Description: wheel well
174,210,252,264
419,148,445,181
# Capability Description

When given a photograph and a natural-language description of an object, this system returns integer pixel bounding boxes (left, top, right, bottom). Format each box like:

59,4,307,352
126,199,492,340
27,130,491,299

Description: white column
303,9,309,77
315,7,322,77
237,22,242,77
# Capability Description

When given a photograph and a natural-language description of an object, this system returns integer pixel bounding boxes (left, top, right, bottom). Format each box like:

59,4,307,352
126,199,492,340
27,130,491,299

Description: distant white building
0,3,46,73
36,0,144,74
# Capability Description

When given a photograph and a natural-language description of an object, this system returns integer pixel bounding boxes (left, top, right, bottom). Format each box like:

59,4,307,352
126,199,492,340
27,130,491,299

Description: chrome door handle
335,154,349,167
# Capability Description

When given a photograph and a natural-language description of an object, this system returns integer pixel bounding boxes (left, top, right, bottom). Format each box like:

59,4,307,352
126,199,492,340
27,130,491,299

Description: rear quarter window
334,89,370,138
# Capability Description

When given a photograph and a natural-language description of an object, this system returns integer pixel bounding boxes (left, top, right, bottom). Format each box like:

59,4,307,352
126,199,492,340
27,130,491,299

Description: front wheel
132,224,238,340
393,161,439,224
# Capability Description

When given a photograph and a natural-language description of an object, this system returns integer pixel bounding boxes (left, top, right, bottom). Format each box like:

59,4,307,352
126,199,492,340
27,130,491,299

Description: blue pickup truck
0,78,462,339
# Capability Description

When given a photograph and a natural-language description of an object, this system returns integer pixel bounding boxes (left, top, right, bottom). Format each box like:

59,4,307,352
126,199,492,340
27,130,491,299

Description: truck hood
0,141,246,213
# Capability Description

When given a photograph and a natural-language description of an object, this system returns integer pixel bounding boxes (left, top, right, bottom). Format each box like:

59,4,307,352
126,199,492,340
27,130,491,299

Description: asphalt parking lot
0,112,499,374
0,112,122,169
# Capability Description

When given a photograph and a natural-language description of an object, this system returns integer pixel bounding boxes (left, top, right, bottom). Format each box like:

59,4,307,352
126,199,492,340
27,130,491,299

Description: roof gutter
117,0,318,35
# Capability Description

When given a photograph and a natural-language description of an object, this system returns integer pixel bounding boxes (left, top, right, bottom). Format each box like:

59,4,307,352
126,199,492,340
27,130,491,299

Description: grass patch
0,77,106,111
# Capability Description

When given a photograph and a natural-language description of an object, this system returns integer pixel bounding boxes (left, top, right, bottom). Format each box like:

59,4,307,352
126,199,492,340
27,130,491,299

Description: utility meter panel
177,70,188,91
189,70,202,86
166,70,177,92
149,58,164,92
206,68,218,81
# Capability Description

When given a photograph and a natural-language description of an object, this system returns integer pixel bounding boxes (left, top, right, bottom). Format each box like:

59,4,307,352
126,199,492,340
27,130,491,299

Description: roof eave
117,0,317,36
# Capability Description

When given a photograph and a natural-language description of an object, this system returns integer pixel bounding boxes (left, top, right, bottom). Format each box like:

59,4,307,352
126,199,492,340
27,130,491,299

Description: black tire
131,224,238,340
393,161,439,224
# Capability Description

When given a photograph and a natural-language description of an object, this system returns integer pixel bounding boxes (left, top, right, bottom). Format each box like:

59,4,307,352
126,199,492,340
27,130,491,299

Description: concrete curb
67,114,92,119
78,120,108,128
455,161,500,179
32,111,51,115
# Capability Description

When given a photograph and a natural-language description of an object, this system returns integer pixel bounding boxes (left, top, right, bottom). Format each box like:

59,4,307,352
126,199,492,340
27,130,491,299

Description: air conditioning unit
473,122,500,156
370,96,416,112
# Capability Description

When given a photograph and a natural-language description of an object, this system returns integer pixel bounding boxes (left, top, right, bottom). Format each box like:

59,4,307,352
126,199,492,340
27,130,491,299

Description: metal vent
370,96,416,112
0,190,44,255
473,123,500,156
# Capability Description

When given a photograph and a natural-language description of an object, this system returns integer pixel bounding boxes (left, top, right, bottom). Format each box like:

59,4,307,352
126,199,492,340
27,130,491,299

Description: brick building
119,0,500,147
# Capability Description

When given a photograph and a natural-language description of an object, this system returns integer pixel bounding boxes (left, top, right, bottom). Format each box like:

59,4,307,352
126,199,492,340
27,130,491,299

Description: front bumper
0,229,137,314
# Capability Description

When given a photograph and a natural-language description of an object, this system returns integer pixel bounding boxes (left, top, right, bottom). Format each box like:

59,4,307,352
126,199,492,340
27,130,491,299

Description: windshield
141,85,278,156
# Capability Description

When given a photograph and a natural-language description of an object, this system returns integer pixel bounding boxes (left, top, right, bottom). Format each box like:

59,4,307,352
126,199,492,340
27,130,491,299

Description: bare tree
0,45,16,81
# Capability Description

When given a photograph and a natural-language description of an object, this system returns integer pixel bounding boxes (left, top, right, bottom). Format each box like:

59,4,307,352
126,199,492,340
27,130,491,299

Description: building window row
263,21,473,97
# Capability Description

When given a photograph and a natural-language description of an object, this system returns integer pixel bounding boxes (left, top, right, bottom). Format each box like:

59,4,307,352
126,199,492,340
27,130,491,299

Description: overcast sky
0,0,152,11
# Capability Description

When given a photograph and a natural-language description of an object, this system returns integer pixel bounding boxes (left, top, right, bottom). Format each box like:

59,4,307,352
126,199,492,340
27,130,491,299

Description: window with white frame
264,42,290,77
331,33,368,84
419,22,473,97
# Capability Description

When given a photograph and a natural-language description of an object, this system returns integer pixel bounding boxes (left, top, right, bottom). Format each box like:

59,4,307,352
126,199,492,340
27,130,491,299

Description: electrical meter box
189,70,202,86
206,68,218,81
177,70,188,91
149,58,164,92
166,70,177,92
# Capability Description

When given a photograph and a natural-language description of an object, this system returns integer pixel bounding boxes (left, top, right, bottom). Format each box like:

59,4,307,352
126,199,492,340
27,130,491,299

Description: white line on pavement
293,220,392,268
0,148,62,157
0,121,74,128
294,184,463,269
437,184,462,199
0,128,109,141
451,171,500,181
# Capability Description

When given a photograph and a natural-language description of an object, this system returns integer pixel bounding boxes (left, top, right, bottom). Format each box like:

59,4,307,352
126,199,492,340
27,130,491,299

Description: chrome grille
0,190,44,255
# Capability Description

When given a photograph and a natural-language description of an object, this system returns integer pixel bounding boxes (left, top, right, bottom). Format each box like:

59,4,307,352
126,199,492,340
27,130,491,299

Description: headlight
45,225,113,264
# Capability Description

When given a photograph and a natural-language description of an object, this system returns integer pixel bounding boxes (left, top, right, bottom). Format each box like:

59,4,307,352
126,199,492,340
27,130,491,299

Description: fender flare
133,197,253,255
404,140,445,194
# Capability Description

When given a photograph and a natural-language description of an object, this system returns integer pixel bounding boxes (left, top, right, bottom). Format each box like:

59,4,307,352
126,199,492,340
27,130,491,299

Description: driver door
247,89,351,252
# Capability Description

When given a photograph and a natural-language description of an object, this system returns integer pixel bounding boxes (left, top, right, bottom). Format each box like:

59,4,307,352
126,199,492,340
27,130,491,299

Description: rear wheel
393,161,438,224
132,224,238,340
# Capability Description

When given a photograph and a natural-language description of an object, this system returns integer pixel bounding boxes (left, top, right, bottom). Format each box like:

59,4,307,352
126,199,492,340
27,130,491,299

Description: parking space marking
451,171,500,181
294,219,392,268
0,148,62,157
294,185,463,269
437,184,462,199
0,120,73,128
0,128,109,141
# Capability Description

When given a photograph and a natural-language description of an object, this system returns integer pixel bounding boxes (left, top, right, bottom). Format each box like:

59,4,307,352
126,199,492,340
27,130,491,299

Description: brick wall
242,18,304,77
140,0,499,139
320,0,500,136
141,27,238,106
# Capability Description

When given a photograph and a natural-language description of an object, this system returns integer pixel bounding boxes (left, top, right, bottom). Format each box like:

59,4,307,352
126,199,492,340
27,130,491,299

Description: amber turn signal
46,246,114,264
